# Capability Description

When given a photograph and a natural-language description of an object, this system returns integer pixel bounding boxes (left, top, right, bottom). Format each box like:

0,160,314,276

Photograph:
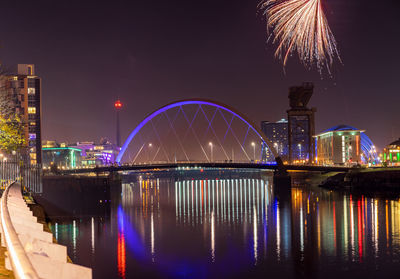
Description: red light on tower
115,100,123,110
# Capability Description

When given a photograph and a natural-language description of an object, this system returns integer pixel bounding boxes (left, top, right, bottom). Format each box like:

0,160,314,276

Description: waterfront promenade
0,182,91,278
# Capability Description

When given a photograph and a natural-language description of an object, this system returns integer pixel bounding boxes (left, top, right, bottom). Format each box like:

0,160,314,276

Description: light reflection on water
51,173,400,278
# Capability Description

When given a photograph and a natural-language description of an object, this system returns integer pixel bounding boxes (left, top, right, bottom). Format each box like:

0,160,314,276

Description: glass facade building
261,119,288,163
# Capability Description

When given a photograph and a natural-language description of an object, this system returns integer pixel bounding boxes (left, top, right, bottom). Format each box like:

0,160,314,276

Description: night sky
0,0,399,150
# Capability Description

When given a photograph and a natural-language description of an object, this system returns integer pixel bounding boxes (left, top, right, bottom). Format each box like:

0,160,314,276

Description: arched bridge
116,98,286,172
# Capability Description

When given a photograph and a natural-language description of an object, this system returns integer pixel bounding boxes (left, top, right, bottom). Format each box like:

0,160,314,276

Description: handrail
0,181,39,279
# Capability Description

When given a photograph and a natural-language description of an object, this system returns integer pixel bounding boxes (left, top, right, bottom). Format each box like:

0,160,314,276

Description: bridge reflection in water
50,173,400,278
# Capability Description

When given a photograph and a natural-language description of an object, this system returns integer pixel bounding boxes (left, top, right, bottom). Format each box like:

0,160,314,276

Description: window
28,107,36,114
28,88,35,95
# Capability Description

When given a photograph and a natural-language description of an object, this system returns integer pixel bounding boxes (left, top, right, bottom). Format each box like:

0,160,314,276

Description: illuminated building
42,147,82,169
314,128,363,166
287,83,316,164
71,139,120,166
321,125,379,165
1,64,42,165
382,138,400,166
261,119,288,163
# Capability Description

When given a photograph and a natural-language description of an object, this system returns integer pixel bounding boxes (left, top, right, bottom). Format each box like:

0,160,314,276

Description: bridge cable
179,106,210,162
217,109,252,161
199,105,230,160
163,111,190,162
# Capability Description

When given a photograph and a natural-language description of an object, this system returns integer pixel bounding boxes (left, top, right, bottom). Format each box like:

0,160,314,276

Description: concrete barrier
1,182,92,279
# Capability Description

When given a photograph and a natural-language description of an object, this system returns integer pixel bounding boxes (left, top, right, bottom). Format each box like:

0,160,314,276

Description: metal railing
0,159,42,193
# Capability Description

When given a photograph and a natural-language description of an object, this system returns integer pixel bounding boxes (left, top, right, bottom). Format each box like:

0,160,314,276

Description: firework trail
260,0,340,73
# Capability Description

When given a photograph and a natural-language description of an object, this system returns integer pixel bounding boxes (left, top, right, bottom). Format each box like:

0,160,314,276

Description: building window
28,107,36,114
28,88,35,95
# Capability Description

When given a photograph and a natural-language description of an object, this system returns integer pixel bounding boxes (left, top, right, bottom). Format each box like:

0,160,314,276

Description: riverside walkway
0,182,91,279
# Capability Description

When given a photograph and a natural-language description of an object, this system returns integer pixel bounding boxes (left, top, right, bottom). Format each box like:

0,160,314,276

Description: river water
49,171,400,278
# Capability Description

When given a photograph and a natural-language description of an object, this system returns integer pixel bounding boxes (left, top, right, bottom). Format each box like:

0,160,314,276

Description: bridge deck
59,162,351,174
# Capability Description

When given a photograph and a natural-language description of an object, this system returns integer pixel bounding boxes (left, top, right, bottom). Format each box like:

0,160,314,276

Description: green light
390,153,393,162
384,153,387,161
397,153,400,162
43,147,82,152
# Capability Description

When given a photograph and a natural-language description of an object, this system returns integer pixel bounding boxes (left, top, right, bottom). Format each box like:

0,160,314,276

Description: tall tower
114,100,122,147
287,83,316,164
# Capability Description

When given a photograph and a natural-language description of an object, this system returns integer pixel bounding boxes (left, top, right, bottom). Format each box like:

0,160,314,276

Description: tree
0,115,25,153
0,66,15,118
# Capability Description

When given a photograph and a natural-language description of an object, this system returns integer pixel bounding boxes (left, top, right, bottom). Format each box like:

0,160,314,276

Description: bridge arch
116,99,285,170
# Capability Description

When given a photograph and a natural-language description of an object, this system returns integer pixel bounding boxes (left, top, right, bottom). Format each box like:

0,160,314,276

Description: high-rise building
315,129,363,166
287,83,316,164
0,64,42,165
261,119,288,163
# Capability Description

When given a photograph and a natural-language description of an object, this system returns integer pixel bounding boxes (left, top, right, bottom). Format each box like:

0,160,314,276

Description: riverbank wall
320,169,400,190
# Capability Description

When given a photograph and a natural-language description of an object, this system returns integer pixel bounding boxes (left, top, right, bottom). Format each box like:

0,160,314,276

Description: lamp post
251,142,256,162
209,142,213,162
148,143,152,163
298,143,302,161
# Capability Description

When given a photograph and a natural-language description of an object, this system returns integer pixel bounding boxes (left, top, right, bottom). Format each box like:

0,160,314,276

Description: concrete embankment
1,182,92,278
320,168,400,190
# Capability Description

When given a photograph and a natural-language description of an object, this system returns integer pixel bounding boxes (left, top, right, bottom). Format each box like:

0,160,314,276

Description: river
45,170,400,278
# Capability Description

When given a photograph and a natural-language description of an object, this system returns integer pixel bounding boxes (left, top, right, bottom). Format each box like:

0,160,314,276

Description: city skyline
0,0,398,150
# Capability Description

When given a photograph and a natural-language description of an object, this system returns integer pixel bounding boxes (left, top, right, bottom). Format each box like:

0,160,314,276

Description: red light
114,100,123,109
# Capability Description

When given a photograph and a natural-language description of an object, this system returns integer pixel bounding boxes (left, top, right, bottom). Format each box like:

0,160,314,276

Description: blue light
116,100,275,163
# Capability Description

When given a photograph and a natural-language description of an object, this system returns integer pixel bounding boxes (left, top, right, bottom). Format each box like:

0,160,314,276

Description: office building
0,64,42,165
287,83,316,164
322,125,378,165
261,119,288,163
315,128,363,166
70,139,120,166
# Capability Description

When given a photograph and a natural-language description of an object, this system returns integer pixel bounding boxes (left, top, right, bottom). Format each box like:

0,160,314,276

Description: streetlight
251,142,256,162
209,142,213,162
148,143,153,163
298,143,302,161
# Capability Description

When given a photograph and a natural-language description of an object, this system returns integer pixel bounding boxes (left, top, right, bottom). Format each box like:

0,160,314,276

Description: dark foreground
36,171,400,278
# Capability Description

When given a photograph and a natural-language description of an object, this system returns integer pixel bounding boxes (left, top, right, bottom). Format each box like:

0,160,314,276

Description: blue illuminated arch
116,99,282,167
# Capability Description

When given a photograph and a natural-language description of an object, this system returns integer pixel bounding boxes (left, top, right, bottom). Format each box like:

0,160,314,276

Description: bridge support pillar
273,170,291,201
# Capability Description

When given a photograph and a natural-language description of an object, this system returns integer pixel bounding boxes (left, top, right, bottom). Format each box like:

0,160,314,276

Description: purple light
116,99,276,163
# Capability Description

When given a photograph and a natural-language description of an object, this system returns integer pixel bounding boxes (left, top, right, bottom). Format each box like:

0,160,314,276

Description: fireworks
260,0,340,73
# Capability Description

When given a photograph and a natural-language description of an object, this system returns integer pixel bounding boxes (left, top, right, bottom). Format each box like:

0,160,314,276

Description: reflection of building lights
118,209,126,279
253,207,258,264
91,217,95,254
151,212,155,262
276,200,281,261
211,212,215,262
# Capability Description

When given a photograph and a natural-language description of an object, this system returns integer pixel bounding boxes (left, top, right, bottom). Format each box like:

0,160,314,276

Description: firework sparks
260,0,340,73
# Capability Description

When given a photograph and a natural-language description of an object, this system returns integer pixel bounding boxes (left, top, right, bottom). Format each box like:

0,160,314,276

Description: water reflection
50,173,400,278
